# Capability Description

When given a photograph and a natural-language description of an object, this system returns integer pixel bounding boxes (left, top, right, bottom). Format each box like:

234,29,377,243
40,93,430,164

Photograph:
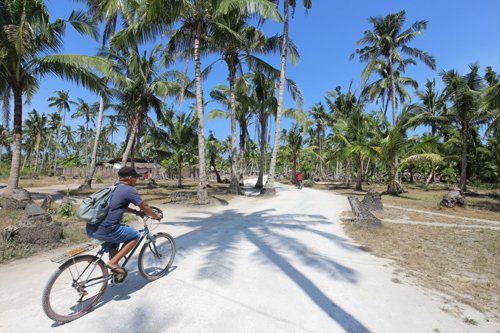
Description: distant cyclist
295,171,303,189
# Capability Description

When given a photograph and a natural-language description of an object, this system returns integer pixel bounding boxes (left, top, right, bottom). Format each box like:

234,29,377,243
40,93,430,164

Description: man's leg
107,239,138,271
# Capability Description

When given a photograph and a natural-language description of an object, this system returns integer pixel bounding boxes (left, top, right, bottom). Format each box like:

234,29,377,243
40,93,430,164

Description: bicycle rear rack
50,243,100,264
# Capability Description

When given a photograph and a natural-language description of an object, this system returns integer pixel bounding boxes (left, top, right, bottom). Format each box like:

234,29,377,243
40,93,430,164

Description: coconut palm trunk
459,126,468,191
388,50,399,187
81,94,105,190
4,88,23,197
227,64,240,194
355,159,362,190
120,116,140,168
262,0,289,196
255,117,267,189
239,130,246,186
177,155,183,187
194,31,209,204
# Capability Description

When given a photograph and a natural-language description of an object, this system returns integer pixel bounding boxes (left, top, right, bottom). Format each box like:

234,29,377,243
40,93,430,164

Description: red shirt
296,172,303,180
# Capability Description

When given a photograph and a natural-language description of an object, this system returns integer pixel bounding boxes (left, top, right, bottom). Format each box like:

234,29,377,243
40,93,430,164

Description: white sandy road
0,179,498,333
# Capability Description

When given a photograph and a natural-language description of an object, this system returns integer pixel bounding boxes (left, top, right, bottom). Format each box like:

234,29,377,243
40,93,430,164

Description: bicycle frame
75,220,160,288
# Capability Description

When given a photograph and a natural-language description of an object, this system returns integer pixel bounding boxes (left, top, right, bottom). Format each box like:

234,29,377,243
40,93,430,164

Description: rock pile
12,203,63,248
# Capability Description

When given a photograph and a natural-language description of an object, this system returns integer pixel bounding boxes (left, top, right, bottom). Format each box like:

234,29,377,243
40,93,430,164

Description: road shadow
166,205,371,332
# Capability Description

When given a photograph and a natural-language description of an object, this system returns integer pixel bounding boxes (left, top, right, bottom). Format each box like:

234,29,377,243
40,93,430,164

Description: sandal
106,265,129,285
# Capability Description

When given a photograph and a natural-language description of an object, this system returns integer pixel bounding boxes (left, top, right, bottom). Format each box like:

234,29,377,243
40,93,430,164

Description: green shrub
94,174,103,183
58,203,75,217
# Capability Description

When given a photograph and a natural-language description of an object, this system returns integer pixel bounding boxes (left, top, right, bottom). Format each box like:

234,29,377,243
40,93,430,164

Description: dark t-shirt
87,183,143,235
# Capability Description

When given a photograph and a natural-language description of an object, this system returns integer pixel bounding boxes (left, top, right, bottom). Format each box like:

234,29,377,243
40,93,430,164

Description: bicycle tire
42,255,108,323
138,232,176,281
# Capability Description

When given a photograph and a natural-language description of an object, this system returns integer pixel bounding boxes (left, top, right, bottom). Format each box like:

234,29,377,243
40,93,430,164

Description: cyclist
86,166,162,281
295,171,303,188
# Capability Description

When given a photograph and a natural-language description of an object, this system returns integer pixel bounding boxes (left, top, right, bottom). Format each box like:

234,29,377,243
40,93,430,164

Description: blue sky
24,0,500,147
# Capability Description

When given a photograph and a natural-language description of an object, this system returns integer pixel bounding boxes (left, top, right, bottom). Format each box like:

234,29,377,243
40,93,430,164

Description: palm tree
0,0,111,198
307,102,328,177
23,109,48,171
361,58,419,117
350,10,436,126
440,63,490,191
378,107,440,193
71,98,97,169
325,84,359,186
158,109,197,187
60,125,76,156
206,131,223,183
264,0,312,196
331,110,377,191
279,122,319,182
114,45,180,171
410,78,447,137
47,90,74,173
209,82,254,186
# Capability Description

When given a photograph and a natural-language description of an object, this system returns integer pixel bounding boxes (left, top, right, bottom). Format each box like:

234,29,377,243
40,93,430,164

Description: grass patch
319,182,500,222
342,218,500,318
69,179,238,205
0,176,69,188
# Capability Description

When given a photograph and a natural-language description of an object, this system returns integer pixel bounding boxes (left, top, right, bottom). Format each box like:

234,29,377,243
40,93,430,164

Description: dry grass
70,179,239,205
343,219,500,318
0,176,69,188
322,180,500,319
316,182,500,222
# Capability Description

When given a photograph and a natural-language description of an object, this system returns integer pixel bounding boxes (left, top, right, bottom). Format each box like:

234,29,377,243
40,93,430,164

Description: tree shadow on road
168,207,371,332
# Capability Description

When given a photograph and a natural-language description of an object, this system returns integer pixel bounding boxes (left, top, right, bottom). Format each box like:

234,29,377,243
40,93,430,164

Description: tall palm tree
206,130,223,183
325,84,359,186
0,0,110,198
209,82,254,186
361,58,419,117
71,98,97,169
114,45,182,171
350,10,436,126
440,63,490,191
157,109,197,187
23,109,48,171
410,78,447,137
331,110,377,191
279,122,319,182
47,90,74,173
307,102,328,177
264,0,311,196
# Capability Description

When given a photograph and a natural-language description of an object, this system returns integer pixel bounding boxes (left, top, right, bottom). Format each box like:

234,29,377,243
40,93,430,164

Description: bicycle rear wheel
42,255,109,323
138,232,176,281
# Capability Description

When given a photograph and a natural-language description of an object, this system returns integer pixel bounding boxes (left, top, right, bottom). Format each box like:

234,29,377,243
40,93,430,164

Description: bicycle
41,207,175,323
296,180,302,189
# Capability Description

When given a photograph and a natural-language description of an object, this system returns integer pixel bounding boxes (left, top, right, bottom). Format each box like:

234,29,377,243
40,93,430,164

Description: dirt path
0,180,497,332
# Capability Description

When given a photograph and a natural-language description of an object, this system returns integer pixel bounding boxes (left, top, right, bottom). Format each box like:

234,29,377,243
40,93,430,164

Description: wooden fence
62,167,117,178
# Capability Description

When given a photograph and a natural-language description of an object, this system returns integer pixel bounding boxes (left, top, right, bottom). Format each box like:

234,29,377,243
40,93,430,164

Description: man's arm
138,201,162,220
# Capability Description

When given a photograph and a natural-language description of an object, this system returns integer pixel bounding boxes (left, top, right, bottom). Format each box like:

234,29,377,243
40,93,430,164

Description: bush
58,203,75,217
94,174,103,183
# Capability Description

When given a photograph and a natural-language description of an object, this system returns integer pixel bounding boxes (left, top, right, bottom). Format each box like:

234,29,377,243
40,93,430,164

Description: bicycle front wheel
42,255,109,323
138,232,176,281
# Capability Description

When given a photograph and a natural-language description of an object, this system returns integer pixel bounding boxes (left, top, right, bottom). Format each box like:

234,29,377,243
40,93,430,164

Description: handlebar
142,206,163,224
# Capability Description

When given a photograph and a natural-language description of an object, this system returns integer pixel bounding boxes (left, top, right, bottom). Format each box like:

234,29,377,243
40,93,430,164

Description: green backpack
76,184,118,224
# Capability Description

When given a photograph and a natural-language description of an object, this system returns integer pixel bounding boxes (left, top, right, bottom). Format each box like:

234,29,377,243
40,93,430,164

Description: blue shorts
87,225,139,250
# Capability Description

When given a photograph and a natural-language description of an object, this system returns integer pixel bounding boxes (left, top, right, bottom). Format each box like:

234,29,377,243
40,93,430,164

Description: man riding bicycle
295,171,303,188
86,167,162,281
